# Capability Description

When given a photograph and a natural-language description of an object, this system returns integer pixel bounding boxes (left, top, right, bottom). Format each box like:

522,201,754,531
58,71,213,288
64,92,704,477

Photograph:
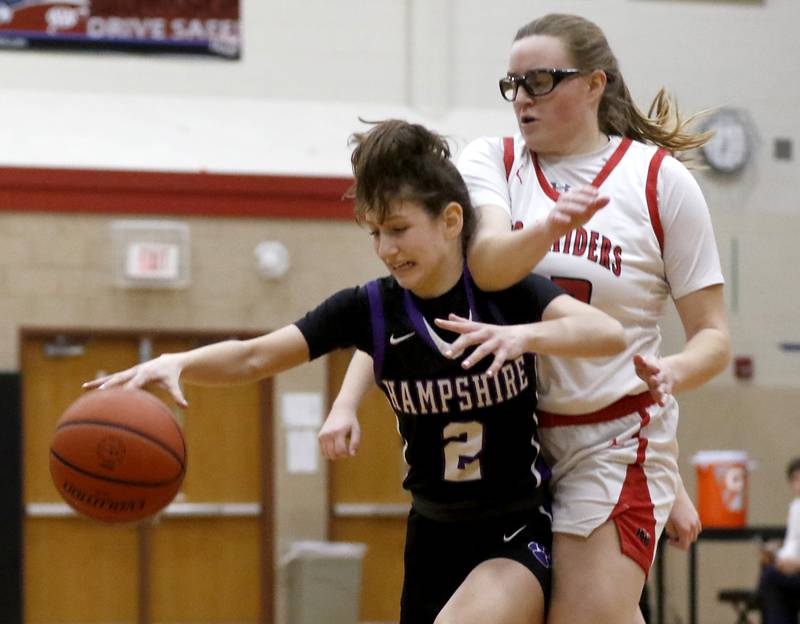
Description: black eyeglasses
499,69,584,102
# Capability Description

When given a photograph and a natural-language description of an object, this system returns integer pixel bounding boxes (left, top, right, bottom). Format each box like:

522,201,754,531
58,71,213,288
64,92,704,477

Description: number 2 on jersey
442,421,483,481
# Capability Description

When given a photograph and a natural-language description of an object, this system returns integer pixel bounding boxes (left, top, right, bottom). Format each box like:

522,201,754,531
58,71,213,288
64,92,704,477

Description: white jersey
459,134,724,414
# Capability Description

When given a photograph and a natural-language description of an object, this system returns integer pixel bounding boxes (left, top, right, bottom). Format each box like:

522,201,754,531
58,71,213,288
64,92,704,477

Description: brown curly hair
346,119,476,252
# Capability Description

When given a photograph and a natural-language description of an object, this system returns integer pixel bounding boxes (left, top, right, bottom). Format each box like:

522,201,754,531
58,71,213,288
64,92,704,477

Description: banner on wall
0,0,240,58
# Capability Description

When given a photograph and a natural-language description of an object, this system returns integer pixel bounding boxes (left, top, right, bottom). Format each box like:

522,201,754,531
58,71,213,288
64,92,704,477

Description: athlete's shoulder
618,137,661,162
657,152,699,183
487,273,564,322
458,135,505,166
366,275,401,293
634,148,706,207
623,138,692,173
518,273,564,299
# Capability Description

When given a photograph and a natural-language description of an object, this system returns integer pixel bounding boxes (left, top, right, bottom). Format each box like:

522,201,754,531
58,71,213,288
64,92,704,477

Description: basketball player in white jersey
324,13,729,624
456,13,730,624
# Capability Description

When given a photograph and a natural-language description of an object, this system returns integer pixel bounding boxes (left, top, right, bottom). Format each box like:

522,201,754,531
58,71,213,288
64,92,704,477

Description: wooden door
327,349,411,623
22,331,272,624
23,334,140,624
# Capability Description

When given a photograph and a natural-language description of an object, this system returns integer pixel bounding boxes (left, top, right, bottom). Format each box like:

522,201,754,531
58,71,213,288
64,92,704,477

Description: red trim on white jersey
531,137,633,201
537,391,655,427
502,136,515,180
609,406,656,576
501,138,666,254
646,148,668,255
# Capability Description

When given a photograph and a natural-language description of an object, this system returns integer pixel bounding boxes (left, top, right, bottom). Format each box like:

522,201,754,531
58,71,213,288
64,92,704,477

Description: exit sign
125,242,180,280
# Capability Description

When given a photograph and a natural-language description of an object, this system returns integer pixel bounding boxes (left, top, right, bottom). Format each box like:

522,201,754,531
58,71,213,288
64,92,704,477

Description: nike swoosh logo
422,310,473,356
389,331,415,346
503,524,527,543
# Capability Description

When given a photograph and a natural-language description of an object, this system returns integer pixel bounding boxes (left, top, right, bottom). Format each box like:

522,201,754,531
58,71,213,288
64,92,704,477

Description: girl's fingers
634,355,660,377
435,318,465,333
445,329,490,359
593,196,611,209
333,432,348,458
485,352,507,378
348,425,361,456
319,437,331,459
435,316,478,334
320,432,338,460
461,340,500,370
167,382,188,408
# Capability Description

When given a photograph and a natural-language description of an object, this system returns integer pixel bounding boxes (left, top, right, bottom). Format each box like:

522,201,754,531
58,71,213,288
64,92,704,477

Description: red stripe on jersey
646,148,668,255
537,391,655,427
532,151,559,202
502,137,515,179
531,137,633,202
609,407,656,576
594,137,632,187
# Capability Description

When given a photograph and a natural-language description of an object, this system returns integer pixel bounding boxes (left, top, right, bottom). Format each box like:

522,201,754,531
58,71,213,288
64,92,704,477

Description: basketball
49,388,187,524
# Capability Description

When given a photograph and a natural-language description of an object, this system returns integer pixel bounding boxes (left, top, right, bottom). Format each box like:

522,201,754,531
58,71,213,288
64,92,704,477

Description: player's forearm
176,325,310,385
662,327,731,395
468,221,555,291
332,350,374,410
522,314,625,357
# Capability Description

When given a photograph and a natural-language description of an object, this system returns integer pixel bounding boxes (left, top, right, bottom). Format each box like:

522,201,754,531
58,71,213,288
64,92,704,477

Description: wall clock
700,108,753,174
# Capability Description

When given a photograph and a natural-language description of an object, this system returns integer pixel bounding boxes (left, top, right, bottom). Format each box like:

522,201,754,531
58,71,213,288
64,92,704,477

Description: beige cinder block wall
2,210,381,623
5,207,800,624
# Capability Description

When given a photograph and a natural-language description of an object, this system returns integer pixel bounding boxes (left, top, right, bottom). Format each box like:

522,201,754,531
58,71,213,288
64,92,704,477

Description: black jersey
295,267,563,521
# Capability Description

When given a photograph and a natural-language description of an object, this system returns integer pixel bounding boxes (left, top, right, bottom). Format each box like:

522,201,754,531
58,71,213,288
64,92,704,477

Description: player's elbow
705,327,732,380
598,319,626,356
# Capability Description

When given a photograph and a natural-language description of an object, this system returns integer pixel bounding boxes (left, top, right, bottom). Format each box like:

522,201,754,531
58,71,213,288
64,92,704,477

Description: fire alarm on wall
733,356,753,380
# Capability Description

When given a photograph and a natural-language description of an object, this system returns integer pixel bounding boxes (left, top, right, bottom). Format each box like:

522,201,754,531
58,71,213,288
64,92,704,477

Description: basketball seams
51,388,188,522
50,449,184,487
137,390,189,456
55,419,185,468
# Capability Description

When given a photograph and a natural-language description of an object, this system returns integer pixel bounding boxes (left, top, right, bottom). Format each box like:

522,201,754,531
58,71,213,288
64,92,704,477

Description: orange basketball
49,388,187,523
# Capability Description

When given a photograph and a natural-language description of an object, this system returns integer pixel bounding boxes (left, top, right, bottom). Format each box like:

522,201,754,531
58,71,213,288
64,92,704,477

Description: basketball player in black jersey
84,120,625,624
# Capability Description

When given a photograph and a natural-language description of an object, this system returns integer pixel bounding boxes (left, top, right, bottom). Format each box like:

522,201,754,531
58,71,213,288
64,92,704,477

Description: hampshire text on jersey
381,355,530,416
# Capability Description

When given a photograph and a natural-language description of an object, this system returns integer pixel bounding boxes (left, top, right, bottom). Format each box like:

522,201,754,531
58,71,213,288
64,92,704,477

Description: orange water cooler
691,450,749,528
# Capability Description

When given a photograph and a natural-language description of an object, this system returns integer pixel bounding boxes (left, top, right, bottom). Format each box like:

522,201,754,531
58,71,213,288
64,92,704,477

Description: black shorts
400,506,553,624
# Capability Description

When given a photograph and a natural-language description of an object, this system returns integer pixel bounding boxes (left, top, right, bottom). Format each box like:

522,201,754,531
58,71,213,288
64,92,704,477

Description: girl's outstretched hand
318,405,361,460
435,313,528,377
664,484,702,550
544,185,610,239
633,353,675,406
82,354,188,408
